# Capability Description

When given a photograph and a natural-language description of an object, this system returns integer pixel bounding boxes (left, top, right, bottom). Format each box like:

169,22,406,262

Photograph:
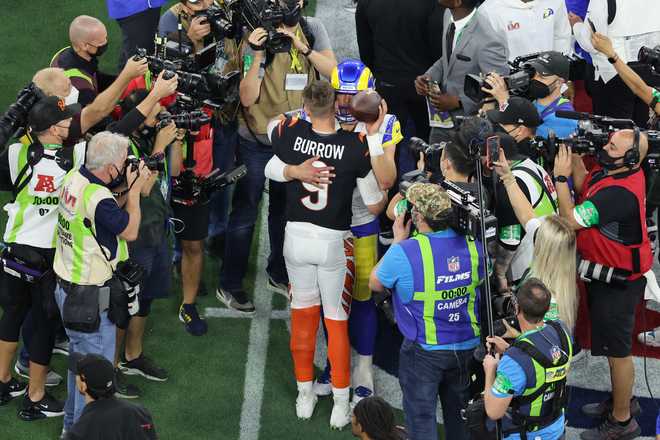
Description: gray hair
85,132,129,171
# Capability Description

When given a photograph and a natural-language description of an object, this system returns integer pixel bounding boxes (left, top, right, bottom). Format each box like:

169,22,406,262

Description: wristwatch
301,46,313,57
607,54,619,64
555,175,569,183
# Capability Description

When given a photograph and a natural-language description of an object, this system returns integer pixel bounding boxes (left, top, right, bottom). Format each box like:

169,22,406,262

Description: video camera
639,45,660,74
464,53,540,103
156,110,211,131
399,169,498,244
171,164,247,206
0,83,45,147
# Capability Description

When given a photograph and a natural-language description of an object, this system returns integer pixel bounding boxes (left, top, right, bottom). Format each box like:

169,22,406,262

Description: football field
1,1,659,439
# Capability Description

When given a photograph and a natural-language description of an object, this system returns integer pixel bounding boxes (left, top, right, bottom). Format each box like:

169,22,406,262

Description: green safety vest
50,47,95,87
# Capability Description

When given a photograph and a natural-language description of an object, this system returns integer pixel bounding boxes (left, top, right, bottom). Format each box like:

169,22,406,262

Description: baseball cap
69,353,115,394
525,51,571,80
486,97,543,128
28,96,81,132
406,183,452,221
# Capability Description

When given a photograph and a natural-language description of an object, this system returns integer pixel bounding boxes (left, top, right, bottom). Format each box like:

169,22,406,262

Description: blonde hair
528,216,578,330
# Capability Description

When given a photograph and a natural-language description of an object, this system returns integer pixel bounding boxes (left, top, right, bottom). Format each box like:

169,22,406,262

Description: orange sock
290,306,321,382
324,318,350,388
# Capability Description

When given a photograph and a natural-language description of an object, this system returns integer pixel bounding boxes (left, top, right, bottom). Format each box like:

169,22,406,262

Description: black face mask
92,42,108,58
527,79,552,99
107,164,126,190
283,3,302,26
597,149,623,170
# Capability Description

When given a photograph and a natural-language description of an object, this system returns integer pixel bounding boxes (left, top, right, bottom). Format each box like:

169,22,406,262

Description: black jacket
64,397,157,440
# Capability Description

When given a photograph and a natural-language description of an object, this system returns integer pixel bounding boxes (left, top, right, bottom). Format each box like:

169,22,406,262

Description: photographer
414,0,508,140
484,134,558,293
485,96,544,160
50,15,115,107
369,183,485,440
553,131,651,438
53,131,151,431
493,148,578,332
218,0,337,313
483,278,572,440
112,89,184,385
0,97,88,421
484,52,579,139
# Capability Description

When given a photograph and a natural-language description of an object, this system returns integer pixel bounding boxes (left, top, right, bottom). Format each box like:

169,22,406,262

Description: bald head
32,68,71,98
69,15,107,47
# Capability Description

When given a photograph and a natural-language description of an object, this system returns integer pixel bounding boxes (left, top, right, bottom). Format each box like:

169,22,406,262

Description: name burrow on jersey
293,136,346,160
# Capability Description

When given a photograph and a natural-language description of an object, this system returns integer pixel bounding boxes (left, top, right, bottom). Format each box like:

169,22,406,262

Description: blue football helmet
330,59,375,123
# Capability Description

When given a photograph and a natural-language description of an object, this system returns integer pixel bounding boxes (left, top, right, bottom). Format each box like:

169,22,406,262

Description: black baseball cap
28,96,81,132
525,51,571,80
486,97,543,128
69,353,115,394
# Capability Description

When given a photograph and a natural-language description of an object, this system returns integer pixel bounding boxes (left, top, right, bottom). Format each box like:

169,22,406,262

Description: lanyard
42,143,62,150
289,28,304,73
540,97,564,120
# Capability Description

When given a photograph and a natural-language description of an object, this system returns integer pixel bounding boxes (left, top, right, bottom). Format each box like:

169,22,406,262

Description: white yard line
237,200,272,440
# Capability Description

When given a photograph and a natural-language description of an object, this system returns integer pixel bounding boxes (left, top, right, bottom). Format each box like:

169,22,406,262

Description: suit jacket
425,8,509,117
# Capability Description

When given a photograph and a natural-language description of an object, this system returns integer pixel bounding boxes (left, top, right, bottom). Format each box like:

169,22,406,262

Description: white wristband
367,133,384,157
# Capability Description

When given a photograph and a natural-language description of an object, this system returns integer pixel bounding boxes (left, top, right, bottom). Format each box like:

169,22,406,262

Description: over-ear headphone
623,127,641,168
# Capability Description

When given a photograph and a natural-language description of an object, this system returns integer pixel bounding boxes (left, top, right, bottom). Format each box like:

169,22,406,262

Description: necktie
446,22,456,60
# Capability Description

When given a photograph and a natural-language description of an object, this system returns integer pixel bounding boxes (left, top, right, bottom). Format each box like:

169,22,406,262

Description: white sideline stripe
238,200,273,440
204,307,289,320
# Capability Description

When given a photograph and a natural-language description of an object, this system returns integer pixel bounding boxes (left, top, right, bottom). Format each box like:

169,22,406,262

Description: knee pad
290,288,321,310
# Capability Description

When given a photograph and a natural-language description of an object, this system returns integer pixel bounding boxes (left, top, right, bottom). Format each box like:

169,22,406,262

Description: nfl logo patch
447,257,460,272
551,346,562,364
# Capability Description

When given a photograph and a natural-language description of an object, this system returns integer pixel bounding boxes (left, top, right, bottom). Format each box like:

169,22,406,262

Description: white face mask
64,87,79,105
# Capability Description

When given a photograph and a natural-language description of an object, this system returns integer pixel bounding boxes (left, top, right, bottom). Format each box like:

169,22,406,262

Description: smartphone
428,80,441,96
486,135,500,168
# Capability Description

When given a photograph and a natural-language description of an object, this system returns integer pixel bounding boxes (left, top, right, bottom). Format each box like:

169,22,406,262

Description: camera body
464,53,541,103
0,83,45,147
408,137,444,175
639,45,660,73
171,164,247,205
238,0,292,53
194,4,236,40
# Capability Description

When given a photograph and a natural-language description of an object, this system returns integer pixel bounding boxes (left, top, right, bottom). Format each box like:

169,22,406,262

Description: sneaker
351,386,373,406
216,288,256,315
52,339,69,356
580,414,641,440
14,361,62,387
581,397,642,419
330,392,351,429
119,354,168,382
296,384,318,420
313,364,332,397
267,276,289,299
18,391,64,420
637,328,660,347
114,369,141,399
179,303,209,336
0,377,27,405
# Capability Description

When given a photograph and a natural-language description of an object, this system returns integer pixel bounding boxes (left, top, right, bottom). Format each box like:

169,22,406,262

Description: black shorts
587,277,645,358
171,201,210,241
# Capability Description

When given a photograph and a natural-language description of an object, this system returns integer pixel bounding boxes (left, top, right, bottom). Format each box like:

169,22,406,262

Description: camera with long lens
408,137,444,177
399,170,498,244
156,110,211,131
0,83,45,147
172,164,247,205
491,293,519,337
125,154,166,173
639,45,660,73
193,4,236,40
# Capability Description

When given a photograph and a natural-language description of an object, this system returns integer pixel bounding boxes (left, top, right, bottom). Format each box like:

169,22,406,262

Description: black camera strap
12,143,74,202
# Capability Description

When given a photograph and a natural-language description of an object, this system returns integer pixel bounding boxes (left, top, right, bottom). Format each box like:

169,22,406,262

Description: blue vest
106,0,166,20
394,233,482,346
